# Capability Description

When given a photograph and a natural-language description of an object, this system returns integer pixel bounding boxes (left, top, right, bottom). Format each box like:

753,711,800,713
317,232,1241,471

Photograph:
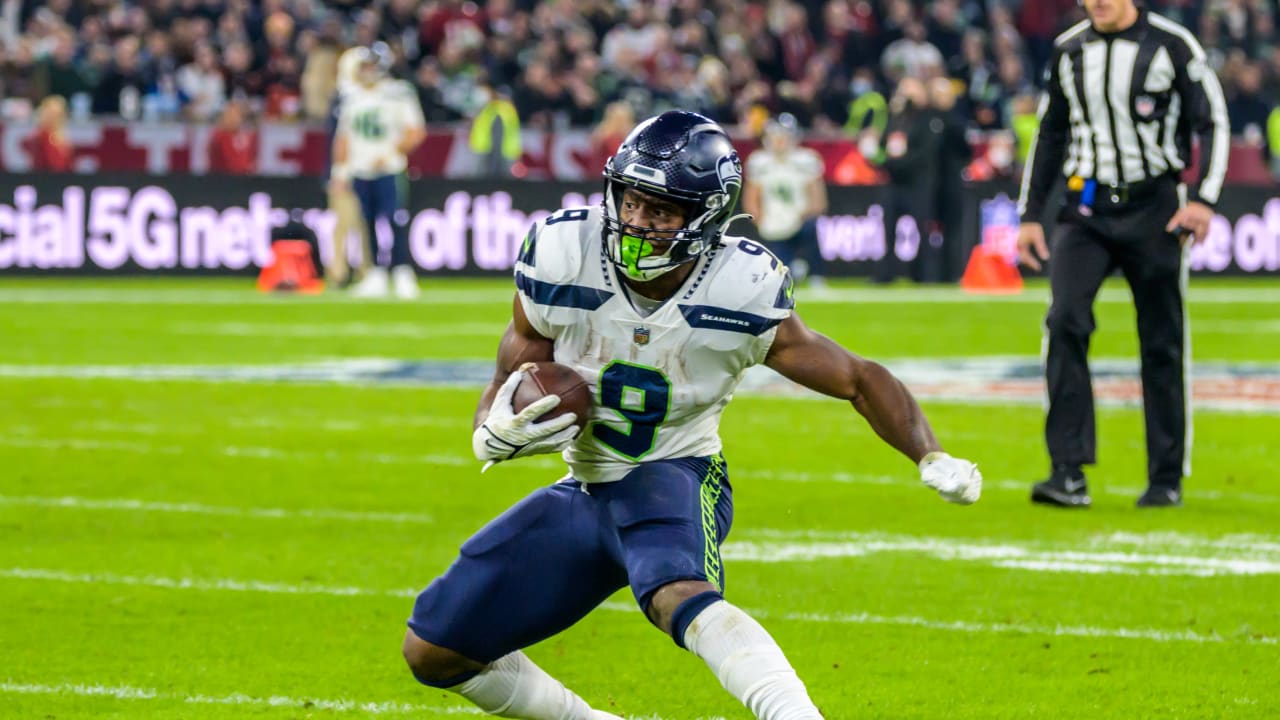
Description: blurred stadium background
1,1,1279,718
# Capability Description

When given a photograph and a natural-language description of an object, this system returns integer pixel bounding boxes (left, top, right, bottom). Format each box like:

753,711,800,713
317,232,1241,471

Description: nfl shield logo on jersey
633,327,651,346
1135,94,1156,119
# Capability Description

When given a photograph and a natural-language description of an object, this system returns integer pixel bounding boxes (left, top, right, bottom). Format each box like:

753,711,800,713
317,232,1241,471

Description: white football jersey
515,206,795,484
337,79,425,179
745,147,824,240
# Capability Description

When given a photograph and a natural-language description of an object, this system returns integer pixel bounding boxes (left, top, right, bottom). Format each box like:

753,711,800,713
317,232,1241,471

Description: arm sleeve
1017,48,1071,222
1171,35,1230,207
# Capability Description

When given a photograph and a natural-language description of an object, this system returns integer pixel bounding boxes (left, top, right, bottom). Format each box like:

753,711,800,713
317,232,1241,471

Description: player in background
742,112,829,287
402,111,983,720
324,47,369,289
333,42,427,299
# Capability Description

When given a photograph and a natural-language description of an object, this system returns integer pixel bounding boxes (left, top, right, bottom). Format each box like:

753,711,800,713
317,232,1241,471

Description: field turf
1,277,1277,719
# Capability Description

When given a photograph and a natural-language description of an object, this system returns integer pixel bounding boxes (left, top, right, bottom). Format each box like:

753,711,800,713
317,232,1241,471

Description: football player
332,42,427,299
742,112,829,287
403,111,982,719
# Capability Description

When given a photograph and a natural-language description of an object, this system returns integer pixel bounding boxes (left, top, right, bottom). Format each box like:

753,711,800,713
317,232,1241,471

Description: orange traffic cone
257,240,325,294
960,245,1023,294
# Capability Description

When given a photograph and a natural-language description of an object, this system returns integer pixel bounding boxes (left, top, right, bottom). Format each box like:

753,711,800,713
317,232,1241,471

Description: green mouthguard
620,234,655,277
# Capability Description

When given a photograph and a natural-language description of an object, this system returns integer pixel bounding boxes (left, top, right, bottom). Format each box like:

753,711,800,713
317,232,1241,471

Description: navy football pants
352,174,411,268
408,455,733,663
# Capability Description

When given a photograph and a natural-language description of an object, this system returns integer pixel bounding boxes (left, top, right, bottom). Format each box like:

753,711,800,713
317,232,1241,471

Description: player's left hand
919,451,982,505
1165,202,1214,244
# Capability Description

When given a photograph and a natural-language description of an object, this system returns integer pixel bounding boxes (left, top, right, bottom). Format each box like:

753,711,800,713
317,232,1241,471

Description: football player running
403,111,982,720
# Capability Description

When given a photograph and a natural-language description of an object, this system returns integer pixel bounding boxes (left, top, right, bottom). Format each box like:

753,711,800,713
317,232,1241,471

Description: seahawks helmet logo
709,155,742,210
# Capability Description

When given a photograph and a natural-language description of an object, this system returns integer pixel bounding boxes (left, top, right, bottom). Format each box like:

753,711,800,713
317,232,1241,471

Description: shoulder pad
702,236,795,316
516,206,598,286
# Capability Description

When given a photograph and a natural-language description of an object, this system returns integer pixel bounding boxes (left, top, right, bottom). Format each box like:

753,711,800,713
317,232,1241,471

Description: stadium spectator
0,0,1274,176
207,100,257,175
963,129,1018,182
590,100,635,173
928,76,971,280
142,30,182,120
24,95,73,172
33,31,89,103
300,36,340,122
874,76,940,284
0,39,40,116
92,37,148,119
1228,61,1272,142
469,77,522,178
1269,105,1280,181
222,40,264,102
177,41,226,122
881,20,944,84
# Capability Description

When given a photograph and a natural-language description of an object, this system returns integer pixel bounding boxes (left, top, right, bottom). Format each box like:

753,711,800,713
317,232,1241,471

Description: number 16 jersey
515,206,795,484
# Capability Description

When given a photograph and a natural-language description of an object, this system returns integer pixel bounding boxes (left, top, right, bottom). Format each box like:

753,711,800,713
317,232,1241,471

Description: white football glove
919,451,982,505
472,370,581,468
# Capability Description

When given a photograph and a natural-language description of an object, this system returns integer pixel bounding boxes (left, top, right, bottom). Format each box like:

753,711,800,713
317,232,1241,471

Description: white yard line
739,467,1280,504
8,492,1278,572
2,431,1274,504
172,322,503,338
1,568,1273,646
0,680,477,716
0,495,435,525
0,681,727,720
721,539,1280,576
0,436,561,471
3,285,1280,305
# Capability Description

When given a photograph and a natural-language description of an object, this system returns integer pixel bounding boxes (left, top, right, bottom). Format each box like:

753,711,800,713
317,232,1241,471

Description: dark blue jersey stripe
516,272,614,310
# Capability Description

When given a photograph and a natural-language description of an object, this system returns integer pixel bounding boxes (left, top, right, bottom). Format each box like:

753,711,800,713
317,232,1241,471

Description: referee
1016,0,1229,508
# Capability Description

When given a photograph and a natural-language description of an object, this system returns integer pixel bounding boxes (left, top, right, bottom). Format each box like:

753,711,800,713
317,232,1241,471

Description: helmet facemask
603,178,716,282
599,111,745,283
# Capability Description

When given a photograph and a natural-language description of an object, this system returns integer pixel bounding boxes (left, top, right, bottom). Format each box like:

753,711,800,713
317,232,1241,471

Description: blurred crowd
3,0,1279,174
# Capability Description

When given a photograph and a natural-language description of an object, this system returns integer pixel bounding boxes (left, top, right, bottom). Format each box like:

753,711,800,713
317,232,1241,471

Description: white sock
451,651,608,720
683,601,823,720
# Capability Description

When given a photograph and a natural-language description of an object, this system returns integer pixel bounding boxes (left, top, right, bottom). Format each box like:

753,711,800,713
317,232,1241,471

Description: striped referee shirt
1018,10,1230,221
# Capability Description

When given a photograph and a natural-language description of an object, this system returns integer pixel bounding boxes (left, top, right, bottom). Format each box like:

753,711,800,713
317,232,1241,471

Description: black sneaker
1031,467,1091,508
1136,486,1182,507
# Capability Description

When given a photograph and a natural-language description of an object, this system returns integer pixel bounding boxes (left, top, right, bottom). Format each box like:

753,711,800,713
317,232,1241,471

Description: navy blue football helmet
602,111,744,281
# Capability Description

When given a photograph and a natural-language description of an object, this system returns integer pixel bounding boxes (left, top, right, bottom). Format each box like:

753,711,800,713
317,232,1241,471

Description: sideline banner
0,174,1275,276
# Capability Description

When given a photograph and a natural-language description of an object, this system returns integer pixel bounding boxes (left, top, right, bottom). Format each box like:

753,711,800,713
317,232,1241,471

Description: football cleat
1136,485,1182,508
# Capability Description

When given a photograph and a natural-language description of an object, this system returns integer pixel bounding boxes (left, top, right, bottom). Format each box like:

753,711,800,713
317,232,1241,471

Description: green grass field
1,277,1278,719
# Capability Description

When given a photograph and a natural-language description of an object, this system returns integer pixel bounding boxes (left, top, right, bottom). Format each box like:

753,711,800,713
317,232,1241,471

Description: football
512,361,592,432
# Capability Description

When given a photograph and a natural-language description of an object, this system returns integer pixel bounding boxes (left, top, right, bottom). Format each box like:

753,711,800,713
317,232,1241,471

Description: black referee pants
1044,179,1189,488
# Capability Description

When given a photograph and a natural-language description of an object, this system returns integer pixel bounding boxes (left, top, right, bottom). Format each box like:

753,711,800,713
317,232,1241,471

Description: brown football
511,361,592,432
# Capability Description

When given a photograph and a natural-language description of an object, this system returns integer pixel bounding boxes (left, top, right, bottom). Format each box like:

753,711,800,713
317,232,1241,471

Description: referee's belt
1066,174,1174,210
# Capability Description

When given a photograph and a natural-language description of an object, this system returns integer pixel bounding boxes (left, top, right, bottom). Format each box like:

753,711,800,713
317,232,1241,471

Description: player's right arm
469,295,578,467
473,295,554,430
764,312,981,504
